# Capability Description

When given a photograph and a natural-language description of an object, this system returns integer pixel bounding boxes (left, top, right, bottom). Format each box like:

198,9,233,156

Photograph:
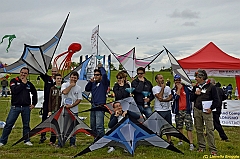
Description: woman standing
113,72,130,101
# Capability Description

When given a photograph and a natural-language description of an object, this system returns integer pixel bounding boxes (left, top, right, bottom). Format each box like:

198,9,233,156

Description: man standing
39,67,58,143
152,74,173,145
209,78,229,142
85,63,110,139
131,67,154,118
61,71,82,147
171,74,194,150
192,69,218,155
1,77,8,97
0,67,37,146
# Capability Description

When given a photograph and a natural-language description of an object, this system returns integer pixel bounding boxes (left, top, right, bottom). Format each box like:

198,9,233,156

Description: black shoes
39,136,46,144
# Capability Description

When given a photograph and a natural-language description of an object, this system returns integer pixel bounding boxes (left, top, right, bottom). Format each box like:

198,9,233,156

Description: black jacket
108,110,140,128
192,82,219,110
10,77,37,106
113,82,130,101
40,74,55,107
131,77,154,106
215,87,227,114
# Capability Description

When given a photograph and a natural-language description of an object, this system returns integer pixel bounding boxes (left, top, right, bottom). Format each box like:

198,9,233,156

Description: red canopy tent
178,42,240,77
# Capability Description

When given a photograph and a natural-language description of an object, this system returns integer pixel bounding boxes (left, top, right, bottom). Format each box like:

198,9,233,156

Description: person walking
209,78,229,142
0,67,37,146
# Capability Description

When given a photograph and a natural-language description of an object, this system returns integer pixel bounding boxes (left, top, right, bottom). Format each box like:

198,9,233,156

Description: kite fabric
164,46,192,86
79,97,145,123
0,34,16,53
143,111,190,144
12,106,97,147
74,117,183,157
0,13,69,74
98,35,164,78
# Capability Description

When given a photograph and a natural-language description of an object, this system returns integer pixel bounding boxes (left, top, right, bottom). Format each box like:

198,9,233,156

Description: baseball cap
174,74,181,80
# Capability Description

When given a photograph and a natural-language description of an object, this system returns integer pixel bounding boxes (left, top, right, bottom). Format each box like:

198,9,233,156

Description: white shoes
24,141,33,146
107,147,115,153
189,144,194,151
0,143,4,147
177,141,183,146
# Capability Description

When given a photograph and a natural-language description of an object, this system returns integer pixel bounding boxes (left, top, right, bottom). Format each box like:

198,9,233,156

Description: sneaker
24,141,33,146
107,147,115,153
189,144,194,151
49,142,55,146
221,139,230,142
0,143,4,147
211,151,217,156
70,145,77,148
123,149,128,153
177,141,183,146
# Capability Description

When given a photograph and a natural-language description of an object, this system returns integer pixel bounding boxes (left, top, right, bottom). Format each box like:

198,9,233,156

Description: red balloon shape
68,43,82,53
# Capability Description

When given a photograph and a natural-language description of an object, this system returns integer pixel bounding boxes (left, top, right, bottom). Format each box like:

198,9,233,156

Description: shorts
175,110,193,131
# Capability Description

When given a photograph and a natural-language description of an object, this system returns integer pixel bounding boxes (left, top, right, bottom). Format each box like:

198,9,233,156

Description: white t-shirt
152,85,171,111
61,82,82,113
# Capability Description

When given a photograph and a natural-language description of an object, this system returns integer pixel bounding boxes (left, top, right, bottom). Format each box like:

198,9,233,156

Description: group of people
0,66,229,156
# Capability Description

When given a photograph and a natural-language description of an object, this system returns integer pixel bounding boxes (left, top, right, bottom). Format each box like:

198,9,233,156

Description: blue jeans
137,104,152,118
0,106,31,144
57,112,78,147
90,106,105,138
1,86,7,97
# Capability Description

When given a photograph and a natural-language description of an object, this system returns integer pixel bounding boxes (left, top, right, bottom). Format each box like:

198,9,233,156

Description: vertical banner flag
87,25,99,80
235,75,240,99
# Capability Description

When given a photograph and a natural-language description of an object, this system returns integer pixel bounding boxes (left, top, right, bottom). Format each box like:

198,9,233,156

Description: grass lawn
0,70,239,158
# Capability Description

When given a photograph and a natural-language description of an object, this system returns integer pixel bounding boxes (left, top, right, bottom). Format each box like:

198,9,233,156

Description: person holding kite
39,67,59,143
48,73,62,146
60,71,82,147
0,67,37,147
107,101,140,153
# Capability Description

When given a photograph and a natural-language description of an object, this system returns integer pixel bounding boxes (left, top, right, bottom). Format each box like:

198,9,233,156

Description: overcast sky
1,0,240,71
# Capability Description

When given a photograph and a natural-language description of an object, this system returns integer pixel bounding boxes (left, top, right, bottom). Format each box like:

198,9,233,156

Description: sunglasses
137,72,144,75
94,74,101,76
117,77,123,79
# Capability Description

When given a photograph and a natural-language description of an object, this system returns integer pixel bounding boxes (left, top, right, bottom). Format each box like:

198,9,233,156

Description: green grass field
0,70,239,159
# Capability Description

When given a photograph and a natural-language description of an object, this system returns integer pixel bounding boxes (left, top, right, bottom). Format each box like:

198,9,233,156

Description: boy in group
47,73,62,146
152,74,173,145
60,71,82,147
171,74,194,150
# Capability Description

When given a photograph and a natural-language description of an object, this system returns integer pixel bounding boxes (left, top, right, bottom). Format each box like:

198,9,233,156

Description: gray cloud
169,9,200,19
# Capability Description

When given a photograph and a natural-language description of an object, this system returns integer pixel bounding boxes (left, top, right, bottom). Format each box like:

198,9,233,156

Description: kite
12,106,97,147
164,46,192,86
143,111,190,144
98,35,164,78
73,116,183,157
0,13,69,74
0,34,16,52
79,97,145,123
53,43,82,76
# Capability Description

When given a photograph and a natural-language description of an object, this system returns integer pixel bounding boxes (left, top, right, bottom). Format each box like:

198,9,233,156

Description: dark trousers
213,112,228,140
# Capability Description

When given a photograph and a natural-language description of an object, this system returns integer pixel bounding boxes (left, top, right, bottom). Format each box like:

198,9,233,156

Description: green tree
119,64,124,70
